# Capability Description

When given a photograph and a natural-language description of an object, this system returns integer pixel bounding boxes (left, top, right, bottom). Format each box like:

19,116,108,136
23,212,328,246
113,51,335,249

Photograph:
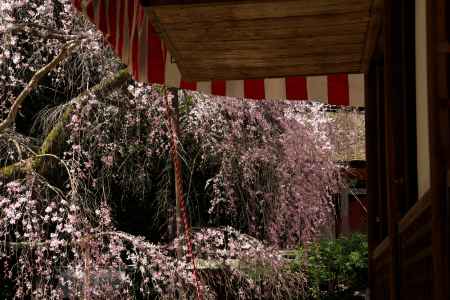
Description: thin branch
2,231,154,250
0,41,79,133
4,22,88,41
0,69,131,180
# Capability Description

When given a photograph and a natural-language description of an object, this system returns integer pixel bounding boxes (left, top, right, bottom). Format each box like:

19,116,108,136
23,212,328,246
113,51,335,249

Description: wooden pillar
384,1,408,299
366,61,379,300
383,1,401,297
427,0,449,299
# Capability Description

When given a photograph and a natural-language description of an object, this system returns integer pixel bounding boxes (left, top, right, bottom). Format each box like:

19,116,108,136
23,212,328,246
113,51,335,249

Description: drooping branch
4,22,88,41
0,69,131,179
1,230,146,250
0,41,79,133
39,68,131,155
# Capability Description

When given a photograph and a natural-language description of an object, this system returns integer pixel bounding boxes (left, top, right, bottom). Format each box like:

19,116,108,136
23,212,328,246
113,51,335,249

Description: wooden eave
143,0,382,81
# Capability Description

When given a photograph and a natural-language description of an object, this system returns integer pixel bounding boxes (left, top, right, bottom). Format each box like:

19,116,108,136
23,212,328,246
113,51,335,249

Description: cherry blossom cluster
0,0,121,122
0,176,213,299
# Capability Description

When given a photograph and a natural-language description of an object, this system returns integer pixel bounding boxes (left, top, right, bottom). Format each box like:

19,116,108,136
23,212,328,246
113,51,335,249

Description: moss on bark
1,69,130,180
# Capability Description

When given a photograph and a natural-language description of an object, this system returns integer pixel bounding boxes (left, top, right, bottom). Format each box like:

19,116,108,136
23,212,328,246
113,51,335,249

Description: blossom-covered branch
0,69,130,180
0,41,78,133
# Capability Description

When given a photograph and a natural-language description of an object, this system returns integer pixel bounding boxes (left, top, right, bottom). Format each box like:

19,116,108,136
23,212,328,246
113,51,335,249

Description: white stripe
307,76,328,103
348,74,365,107
165,51,181,88
197,81,211,94
81,0,88,15
264,78,286,100
226,80,244,98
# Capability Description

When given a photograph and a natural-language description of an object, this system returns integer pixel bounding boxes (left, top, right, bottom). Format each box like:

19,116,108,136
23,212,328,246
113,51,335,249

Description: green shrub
290,233,368,299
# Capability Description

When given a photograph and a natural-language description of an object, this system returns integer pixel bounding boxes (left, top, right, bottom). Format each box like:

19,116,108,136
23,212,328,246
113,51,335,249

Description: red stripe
130,3,144,81
86,1,95,20
180,80,197,91
117,2,125,57
97,0,108,34
131,23,139,81
127,0,135,35
72,0,81,10
244,79,265,99
107,0,117,46
327,74,349,105
211,80,226,96
286,76,307,100
148,24,165,84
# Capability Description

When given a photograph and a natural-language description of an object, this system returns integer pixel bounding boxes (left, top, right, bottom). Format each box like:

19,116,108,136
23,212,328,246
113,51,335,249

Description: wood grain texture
152,0,371,23
148,0,374,80
181,63,361,81
166,15,369,42
178,44,363,60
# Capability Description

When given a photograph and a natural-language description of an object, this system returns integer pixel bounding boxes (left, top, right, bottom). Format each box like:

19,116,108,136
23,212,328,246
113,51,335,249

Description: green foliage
291,233,368,299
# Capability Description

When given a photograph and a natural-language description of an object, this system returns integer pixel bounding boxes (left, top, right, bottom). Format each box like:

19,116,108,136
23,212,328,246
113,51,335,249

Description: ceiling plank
163,11,370,31
178,43,364,60
168,21,369,42
174,34,366,51
151,0,372,24
180,54,360,68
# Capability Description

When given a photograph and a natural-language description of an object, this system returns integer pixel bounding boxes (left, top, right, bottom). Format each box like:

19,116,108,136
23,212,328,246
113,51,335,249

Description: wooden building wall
367,0,449,299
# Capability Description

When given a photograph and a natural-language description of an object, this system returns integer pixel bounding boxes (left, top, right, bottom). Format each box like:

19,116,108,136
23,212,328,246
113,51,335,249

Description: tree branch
0,69,131,180
0,41,79,133
2,230,152,250
4,22,88,41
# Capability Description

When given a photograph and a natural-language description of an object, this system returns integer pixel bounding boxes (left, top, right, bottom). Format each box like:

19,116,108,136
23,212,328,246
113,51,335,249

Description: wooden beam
141,0,282,6
180,54,360,69
398,192,431,234
178,44,363,60
180,62,361,81
151,0,372,24
373,236,390,260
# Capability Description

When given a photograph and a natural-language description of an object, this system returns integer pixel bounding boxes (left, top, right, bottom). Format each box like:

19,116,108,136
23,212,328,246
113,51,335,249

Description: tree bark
0,69,131,180
0,41,79,133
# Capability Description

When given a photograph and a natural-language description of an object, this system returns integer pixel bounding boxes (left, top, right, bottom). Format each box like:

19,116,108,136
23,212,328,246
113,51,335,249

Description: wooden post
366,60,379,300
384,1,407,298
164,87,184,260
163,87,203,300
427,0,449,299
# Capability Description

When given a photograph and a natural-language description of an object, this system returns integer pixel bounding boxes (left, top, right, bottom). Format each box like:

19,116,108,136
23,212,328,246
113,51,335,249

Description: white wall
415,0,431,198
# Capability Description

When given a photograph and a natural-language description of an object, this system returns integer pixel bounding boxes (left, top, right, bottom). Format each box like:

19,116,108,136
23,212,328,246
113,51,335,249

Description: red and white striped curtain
71,0,364,107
